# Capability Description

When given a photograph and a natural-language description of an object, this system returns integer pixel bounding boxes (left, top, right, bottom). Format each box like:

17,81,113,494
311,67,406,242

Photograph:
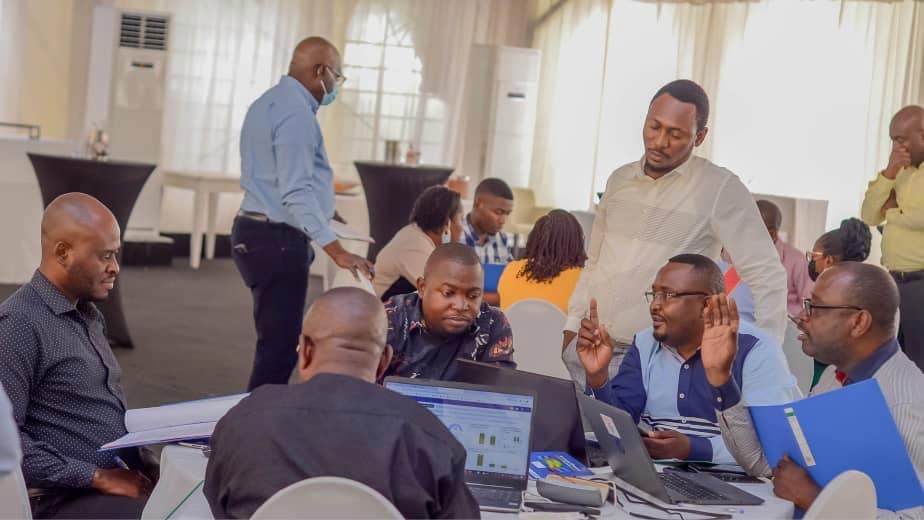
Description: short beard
652,330,668,343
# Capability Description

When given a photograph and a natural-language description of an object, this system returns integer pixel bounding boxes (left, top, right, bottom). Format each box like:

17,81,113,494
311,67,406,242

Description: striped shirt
716,338,924,519
462,213,514,265
588,321,798,463
566,155,788,346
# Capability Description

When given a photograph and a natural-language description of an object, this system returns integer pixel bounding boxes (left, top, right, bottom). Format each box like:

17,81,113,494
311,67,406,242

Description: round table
27,153,157,348
354,161,453,262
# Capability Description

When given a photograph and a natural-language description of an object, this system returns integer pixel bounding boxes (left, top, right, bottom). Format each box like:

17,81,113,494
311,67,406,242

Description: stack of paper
100,394,247,451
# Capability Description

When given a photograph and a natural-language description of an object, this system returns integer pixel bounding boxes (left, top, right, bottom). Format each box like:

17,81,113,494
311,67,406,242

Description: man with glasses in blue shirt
576,254,797,463
233,37,373,390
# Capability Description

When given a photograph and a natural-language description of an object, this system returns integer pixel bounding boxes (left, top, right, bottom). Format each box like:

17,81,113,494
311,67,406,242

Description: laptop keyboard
469,485,521,507
659,472,727,501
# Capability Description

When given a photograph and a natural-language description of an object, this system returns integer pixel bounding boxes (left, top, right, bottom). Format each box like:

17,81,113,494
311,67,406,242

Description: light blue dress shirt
0,383,21,474
589,321,798,463
239,75,337,246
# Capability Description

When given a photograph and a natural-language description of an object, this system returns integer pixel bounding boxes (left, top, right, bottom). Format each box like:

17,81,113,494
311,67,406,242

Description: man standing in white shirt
564,80,787,373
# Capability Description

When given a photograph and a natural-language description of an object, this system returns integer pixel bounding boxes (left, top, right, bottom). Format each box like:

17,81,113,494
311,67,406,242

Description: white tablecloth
144,446,793,520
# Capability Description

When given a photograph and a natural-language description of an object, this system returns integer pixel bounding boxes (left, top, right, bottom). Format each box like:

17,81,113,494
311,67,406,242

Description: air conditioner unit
83,6,169,241
461,45,541,188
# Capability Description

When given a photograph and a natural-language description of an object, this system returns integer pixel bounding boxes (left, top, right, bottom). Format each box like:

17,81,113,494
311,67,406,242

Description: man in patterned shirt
382,243,515,380
0,193,152,519
462,178,515,265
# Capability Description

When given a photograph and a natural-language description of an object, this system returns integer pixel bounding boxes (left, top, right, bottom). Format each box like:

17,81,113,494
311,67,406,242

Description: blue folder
750,379,924,511
483,263,506,293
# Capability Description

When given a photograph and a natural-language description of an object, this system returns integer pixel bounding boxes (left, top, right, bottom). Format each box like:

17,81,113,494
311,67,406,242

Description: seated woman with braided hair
804,217,873,387
497,209,587,313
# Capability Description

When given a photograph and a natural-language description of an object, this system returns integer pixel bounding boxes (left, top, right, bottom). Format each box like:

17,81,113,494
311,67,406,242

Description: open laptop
447,359,587,462
384,377,536,512
578,394,764,506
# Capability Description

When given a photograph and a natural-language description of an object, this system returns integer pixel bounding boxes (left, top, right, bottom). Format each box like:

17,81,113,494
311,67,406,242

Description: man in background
462,178,515,265
861,105,924,371
756,199,813,317
205,288,478,519
0,194,152,519
233,36,373,390
565,80,787,376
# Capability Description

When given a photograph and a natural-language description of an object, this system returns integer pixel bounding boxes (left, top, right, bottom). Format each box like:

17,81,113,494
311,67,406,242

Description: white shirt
373,224,435,297
565,155,787,344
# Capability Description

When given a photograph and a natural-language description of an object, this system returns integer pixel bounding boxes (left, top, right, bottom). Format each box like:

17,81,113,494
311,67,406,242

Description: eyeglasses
644,291,709,304
805,250,825,262
801,298,863,317
325,65,347,86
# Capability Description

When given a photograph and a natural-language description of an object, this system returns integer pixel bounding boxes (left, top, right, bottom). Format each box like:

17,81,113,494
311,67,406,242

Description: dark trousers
31,491,147,519
231,216,314,390
895,274,924,371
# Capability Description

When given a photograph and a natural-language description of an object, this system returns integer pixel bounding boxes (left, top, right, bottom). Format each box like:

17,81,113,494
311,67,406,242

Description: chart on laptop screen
386,382,533,477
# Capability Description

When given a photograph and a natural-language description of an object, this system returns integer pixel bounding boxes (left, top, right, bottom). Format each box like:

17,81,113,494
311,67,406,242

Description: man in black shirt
0,193,152,519
383,243,515,380
204,287,479,519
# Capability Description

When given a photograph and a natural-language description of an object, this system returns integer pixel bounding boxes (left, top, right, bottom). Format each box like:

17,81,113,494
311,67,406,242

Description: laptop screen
386,380,534,480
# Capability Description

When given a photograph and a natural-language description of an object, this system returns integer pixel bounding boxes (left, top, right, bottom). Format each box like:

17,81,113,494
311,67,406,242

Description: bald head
39,193,121,302
298,288,390,383
890,105,924,166
288,37,341,104
423,243,481,279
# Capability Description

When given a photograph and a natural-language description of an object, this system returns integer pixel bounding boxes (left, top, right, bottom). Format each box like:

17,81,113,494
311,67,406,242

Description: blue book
750,379,924,510
528,451,592,480
483,263,506,293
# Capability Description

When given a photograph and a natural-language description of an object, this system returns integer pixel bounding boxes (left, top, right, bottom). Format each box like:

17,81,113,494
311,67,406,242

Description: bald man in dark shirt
205,288,479,519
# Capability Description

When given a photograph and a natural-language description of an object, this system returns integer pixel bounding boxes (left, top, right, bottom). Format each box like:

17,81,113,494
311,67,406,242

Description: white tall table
161,171,242,270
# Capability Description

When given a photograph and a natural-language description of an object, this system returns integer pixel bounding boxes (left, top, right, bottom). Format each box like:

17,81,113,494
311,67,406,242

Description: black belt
237,210,271,223
890,270,924,283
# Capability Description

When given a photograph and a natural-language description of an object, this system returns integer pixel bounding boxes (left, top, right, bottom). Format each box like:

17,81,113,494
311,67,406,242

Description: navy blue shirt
0,272,138,489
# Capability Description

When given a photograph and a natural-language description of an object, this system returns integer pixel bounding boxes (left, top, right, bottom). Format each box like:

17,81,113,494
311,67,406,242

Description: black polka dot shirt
0,271,135,489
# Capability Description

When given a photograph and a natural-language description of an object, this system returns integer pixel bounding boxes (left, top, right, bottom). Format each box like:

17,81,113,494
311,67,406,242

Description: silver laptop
385,377,536,512
578,393,764,506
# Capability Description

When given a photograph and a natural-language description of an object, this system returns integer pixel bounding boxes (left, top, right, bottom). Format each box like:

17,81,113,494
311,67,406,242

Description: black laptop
385,377,537,513
447,359,587,462
579,394,764,506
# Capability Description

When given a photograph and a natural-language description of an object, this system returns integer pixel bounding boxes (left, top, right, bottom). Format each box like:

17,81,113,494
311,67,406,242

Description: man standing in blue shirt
233,37,373,390
576,254,797,463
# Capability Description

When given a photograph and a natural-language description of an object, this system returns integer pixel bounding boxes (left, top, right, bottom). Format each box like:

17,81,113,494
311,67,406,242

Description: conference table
27,153,157,348
143,445,794,519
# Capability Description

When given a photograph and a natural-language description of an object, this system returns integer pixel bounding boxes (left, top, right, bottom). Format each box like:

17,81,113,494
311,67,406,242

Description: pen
112,455,130,470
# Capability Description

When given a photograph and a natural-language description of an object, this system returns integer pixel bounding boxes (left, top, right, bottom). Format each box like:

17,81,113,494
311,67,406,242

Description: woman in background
497,209,586,313
374,186,462,301
804,217,872,388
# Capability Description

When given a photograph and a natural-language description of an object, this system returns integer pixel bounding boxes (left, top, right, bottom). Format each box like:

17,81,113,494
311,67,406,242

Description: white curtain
530,0,924,236
0,0,24,126
323,0,528,178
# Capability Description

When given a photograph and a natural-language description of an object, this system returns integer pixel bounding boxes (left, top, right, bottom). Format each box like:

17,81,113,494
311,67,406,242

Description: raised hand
700,294,739,388
576,298,613,389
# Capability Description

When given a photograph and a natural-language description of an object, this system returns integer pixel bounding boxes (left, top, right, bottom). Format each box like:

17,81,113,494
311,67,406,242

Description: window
337,1,448,165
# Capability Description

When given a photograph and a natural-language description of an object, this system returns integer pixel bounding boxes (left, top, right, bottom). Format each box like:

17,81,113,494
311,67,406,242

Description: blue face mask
320,67,339,106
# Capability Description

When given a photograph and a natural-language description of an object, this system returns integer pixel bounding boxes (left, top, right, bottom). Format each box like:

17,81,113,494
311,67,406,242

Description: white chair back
569,211,595,253
0,467,32,520
506,299,570,380
781,321,813,396
804,470,877,520
251,476,402,520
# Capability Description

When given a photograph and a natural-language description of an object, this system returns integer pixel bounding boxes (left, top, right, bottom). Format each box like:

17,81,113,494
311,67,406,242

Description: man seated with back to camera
381,243,515,380
205,288,479,519
576,254,797,463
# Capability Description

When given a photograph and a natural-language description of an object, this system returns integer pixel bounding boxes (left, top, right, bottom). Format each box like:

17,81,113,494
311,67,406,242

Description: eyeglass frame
644,291,710,304
324,65,347,86
801,297,863,318
805,250,826,262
